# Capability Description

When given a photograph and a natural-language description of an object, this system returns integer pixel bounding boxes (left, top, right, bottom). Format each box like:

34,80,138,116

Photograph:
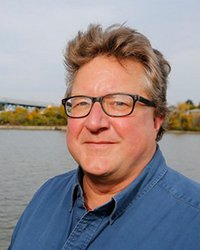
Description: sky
0,0,200,106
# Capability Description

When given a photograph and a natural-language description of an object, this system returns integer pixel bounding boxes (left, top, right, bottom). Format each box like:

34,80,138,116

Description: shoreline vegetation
0,100,200,132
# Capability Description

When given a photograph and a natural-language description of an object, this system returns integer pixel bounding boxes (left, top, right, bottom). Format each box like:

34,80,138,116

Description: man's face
66,56,163,183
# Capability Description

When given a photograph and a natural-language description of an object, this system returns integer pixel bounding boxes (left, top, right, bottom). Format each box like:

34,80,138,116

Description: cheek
138,112,158,141
112,118,140,144
114,111,156,142
66,120,82,147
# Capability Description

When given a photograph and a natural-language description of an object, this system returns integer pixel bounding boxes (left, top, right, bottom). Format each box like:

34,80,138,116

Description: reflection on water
0,130,200,249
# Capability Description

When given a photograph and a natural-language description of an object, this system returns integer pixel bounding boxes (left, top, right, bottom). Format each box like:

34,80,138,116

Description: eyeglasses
62,93,156,118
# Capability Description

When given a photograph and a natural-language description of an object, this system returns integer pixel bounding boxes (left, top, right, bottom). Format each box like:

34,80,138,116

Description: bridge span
0,97,58,110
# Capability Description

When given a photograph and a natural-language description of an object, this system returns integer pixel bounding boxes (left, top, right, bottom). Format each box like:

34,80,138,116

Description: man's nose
84,102,110,132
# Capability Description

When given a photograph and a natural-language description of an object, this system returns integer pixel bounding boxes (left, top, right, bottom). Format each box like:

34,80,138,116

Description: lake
0,129,200,249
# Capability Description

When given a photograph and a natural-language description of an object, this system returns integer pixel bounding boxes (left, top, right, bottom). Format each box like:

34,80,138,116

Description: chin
81,165,112,178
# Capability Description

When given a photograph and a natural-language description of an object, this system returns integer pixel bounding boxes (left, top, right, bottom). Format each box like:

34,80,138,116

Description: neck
82,171,140,210
82,145,157,210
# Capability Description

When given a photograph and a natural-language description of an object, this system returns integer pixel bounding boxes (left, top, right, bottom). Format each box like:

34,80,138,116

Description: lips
83,141,118,151
84,140,117,145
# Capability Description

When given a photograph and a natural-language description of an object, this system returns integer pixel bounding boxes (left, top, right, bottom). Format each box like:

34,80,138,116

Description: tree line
0,101,200,131
167,100,200,131
0,106,67,126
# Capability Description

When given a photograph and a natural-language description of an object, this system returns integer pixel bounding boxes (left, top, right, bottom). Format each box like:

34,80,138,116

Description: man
9,24,200,250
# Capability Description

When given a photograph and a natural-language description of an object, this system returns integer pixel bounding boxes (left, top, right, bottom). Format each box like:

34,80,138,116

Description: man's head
64,24,171,140
63,24,170,184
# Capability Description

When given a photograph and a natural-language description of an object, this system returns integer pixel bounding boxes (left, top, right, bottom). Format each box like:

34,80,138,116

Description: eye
104,94,133,111
71,98,91,110
75,101,89,107
110,101,131,111
114,101,128,107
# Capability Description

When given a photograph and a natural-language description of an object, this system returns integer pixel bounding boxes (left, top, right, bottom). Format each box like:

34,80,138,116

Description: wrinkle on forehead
71,56,148,96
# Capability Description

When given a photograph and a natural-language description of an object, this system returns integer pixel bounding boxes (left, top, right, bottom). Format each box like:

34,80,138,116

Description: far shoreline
0,125,200,134
0,125,66,131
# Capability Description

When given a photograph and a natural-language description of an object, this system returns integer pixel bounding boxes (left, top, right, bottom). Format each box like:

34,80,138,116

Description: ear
154,115,165,133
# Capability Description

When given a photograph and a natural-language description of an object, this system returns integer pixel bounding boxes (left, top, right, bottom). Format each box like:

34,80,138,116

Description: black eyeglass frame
62,93,156,118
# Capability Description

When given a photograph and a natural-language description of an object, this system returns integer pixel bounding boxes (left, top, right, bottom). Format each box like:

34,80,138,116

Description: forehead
71,56,147,96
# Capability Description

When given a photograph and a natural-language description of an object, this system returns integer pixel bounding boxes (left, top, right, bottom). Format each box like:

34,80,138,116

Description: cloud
0,0,200,104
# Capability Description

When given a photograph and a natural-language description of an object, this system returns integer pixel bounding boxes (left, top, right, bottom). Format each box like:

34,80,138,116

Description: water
0,130,76,250
0,130,200,249
160,132,200,181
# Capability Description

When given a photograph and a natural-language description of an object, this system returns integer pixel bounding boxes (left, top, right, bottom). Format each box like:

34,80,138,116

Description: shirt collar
69,168,115,214
69,167,84,212
110,146,168,223
69,146,168,222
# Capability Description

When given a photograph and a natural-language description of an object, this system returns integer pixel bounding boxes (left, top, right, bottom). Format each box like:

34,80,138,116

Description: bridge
0,97,58,110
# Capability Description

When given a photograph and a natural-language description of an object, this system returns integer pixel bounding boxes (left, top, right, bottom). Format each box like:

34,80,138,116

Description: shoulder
41,169,77,188
158,166,200,210
32,169,77,198
20,169,78,211
9,170,78,248
12,170,77,227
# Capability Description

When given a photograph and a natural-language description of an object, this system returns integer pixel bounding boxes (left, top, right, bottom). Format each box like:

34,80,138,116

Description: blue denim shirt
9,147,200,250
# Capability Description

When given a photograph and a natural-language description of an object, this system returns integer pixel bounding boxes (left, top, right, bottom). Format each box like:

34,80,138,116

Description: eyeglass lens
65,94,135,118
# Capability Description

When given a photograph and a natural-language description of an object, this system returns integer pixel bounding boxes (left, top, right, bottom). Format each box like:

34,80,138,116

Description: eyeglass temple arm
138,96,156,107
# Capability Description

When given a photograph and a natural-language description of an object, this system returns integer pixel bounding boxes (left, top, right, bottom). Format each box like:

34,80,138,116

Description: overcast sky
1,0,200,106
